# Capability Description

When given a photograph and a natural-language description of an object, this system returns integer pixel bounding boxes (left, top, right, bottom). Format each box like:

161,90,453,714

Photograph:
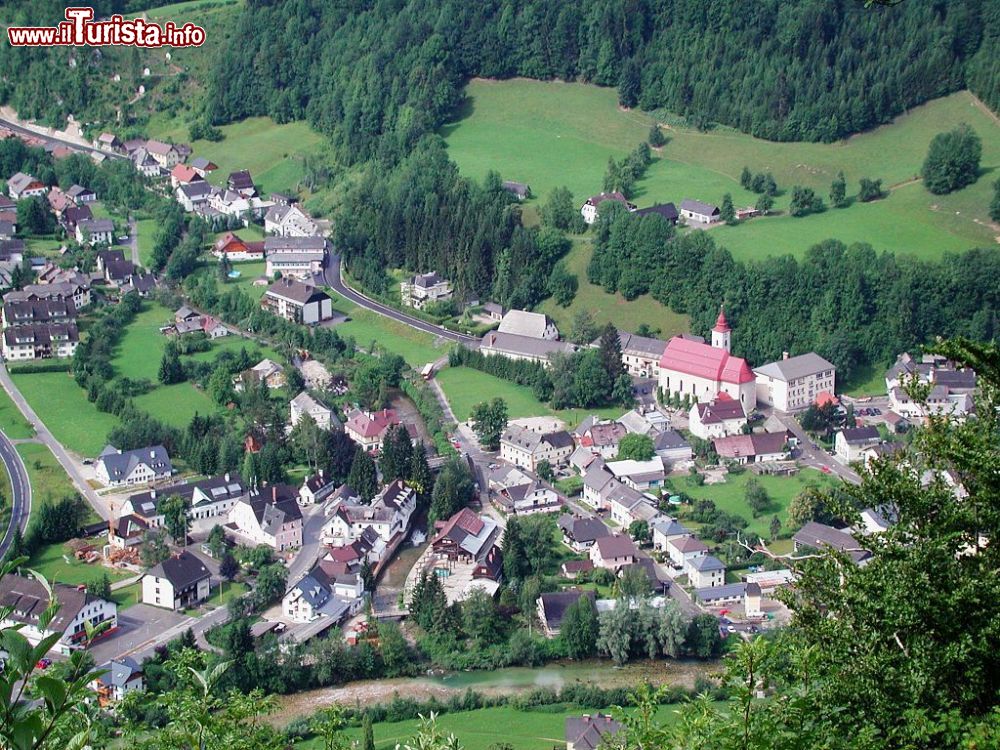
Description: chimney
150,489,156,499
272,486,277,502
150,450,156,459
782,351,789,360
224,472,230,482
318,468,324,479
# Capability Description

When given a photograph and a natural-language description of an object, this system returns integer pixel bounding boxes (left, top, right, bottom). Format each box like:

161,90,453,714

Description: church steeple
711,305,731,352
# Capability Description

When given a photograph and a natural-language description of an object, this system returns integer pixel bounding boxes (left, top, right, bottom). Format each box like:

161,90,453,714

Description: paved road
0,363,109,520
322,255,480,346
772,411,860,484
286,504,328,585
0,117,126,162
0,429,32,558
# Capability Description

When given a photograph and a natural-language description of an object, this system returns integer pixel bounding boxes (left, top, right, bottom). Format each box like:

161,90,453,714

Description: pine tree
242,450,258,490
720,193,736,224
648,123,666,148
597,323,625,386
830,171,847,208
362,714,375,750
991,179,1000,222
740,166,752,189
348,450,378,502
408,442,433,498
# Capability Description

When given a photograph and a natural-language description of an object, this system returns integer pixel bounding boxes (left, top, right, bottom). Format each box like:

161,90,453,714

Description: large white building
142,551,211,611
754,352,836,412
95,445,173,487
261,278,333,324
500,425,575,471
264,236,327,279
657,308,756,411
322,479,417,546
400,272,453,309
497,310,559,339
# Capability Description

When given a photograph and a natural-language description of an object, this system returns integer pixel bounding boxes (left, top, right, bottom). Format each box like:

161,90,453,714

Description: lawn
199,260,270,301
194,581,247,614
841,362,889,398
676,469,840,539
300,703,696,750
16,442,78,507
436,366,621,429
328,294,443,368
111,582,142,610
134,216,159,268
11,372,119,457
0,386,34,440
538,237,690,337
443,81,999,262
23,541,132,588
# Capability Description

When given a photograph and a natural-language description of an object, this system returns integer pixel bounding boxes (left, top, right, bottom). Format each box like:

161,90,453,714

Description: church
657,308,756,412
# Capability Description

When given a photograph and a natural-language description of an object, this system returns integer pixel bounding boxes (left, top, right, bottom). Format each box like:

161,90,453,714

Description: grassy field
134,216,159,268
443,80,999,262
301,703,695,750
436,366,621,428
0,387,34,440
538,237,690,337
676,469,839,539
327,294,444,368
11,372,119,457
24,542,132,588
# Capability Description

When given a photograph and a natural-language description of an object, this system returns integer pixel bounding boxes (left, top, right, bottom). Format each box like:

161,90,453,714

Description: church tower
711,306,731,352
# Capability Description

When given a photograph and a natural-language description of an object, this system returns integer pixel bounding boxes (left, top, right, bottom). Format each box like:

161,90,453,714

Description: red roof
659,337,754,384
815,391,839,408
214,232,248,254
712,307,730,333
346,409,399,438
170,164,200,183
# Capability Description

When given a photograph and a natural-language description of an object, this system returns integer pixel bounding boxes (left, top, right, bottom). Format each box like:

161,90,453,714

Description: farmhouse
75,219,114,246
754,352,836,412
634,202,679,224
344,408,401,452
658,308,756,411
142,551,211,611
497,309,559,339
835,426,881,463
228,484,304,551
263,236,327,279
479,330,578,366
95,444,173,487
500,424,574,471
580,192,637,224
264,204,318,237
712,431,790,464
679,199,721,224
289,391,338,430
261,278,332,324
431,507,503,582
400,271,453,309
536,590,595,638
0,574,117,655
688,394,747,440
7,172,48,200
282,564,362,624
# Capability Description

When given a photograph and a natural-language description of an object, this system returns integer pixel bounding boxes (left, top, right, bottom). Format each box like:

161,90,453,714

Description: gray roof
3,322,79,347
66,184,93,199
651,517,690,537
481,331,576,360
793,521,870,563
754,352,835,382
178,181,213,199
653,430,690,451
497,310,556,338
501,424,574,453
0,574,102,634
289,565,334,610
78,219,114,233
266,277,326,305
96,657,141,688
680,199,719,216
565,715,622,750
688,554,725,572
243,485,302,535
98,444,172,482
190,157,214,170
264,236,327,253
538,590,595,630
634,202,679,221
7,172,39,194
694,582,746,602
148,551,209,589
558,515,611,544
839,426,880,443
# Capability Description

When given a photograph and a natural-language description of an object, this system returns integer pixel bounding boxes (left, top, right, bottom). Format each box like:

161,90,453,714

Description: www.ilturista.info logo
7,7,205,48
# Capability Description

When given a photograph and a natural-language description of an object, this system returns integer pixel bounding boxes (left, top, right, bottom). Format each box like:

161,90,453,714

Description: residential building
565,715,622,750
142,551,211,610
744,581,763,617
90,657,143,706
860,442,903,469
694,582,747,607
190,157,218,178
605,457,665,492
47,186,74,216
235,358,285,391
107,514,148,549
679,199,720,223
497,310,559,339
793,521,871,565
400,271,453,309
289,391,337,430
7,280,90,310
2,298,76,328
754,352,836,412
96,248,136,286
609,330,668,378
344,408,400,452
688,395,747,440
132,148,161,177
7,172,48,200
94,132,123,152
264,204,318,237
282,564,363,624
500,424,575,471
144,140,181,168
835,426,881,463
175,181,213,212
658,309,756,411
120,472,249,525
298,472,339,505
263,236,327,279
75,219,114,246
61,204,93,232
634,202,679,224
66,184,96,204
653,430,693,467
95,444,173,487
0,574,117,655
228,484,304,550
537,590,595,638
558,514,611,552
666,534,707,568
212,232,264,260
687,554,725,588
589,534,639,571
580,192,637,224
479,330,578,366
712,432,790,464
581,460,615,510
492,477,562,516
169,164,203,189
430,508,503,581
502,181,531,200
224,170,255,197
322,480,417,545
606,481,657,527
578,421,628,459
651,517,692,552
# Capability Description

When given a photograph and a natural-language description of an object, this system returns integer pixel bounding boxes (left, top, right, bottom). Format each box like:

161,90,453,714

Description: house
666,534,707,568
743,581,763,617
565,715,622,750
228,484,304,550
580,192,637,224
2,298,76,328
190,157,218,178
634,202,679,224
497,310,559,339
47,186,74,216
754,352,836,412
431,508,503,581
658,309,756,411
264,204,318,237
492,477,563,516
688,394,747,439
589,534,639,571
536,590,595,638
687,554,725,588
500,425,574,471
298,471,339,505
860,442,903,469
95,249,136,286
793,521,871,565
561,560,594,579
263,236,327,279
502,181,531,200
198,315,228,338
679,199,720,224
0,220,13,240
558,514,611,552
142,551,211,610
67,184,95,205
7,280,90,310
283,564,363,624
835,426,881,463
482,302,506,321
175,181,213,212
94,444,173,487
120,472,249,526
581,460,616,510
712,432,790,464
289,391,337,430
95,132,122,152
694,582,747,607
606,481,658,527
605,458,665,492
62,203,93,232
227,170,256,197
653,430,693,467
651,517,692,552
344,408,400,452
90,657,143,706
479,330,578,366
608,330,668,378
169,163,203,189
322,480,417,546
261,277,333,324
400,272,453,309
144,140,181,167
132,148,162,178
212,232,263,260
235,358,286,391
107,514,149,549
1,321,80,361
75,219,114,246
324,527,387,569
578,421,628,459
569,445,600,474
7,172,48,200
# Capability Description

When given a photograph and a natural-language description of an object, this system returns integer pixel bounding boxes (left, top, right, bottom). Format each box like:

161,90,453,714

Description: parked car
35,658,52,670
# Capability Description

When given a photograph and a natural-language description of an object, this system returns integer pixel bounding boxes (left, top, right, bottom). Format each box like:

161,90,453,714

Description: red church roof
658,336,754,384
712,307,731,333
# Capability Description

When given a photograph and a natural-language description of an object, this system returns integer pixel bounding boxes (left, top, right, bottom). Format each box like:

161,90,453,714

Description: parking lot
87,604,189,664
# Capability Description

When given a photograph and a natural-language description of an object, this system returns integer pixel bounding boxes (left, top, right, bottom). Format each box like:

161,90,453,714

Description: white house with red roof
657,307,756,411
344,408,400,452
688,393,748,440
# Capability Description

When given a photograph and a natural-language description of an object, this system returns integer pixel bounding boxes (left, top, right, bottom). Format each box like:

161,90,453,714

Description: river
273,659,720,724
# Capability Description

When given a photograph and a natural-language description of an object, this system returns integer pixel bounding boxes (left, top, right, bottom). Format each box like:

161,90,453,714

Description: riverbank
272,658,720,725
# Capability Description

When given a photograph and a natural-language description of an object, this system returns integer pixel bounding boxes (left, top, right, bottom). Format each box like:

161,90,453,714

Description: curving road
322,254,480,345
0,429,31,558
0,117,126,162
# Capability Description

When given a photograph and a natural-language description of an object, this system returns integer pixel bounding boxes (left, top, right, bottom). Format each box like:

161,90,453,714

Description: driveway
88,603,189,664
